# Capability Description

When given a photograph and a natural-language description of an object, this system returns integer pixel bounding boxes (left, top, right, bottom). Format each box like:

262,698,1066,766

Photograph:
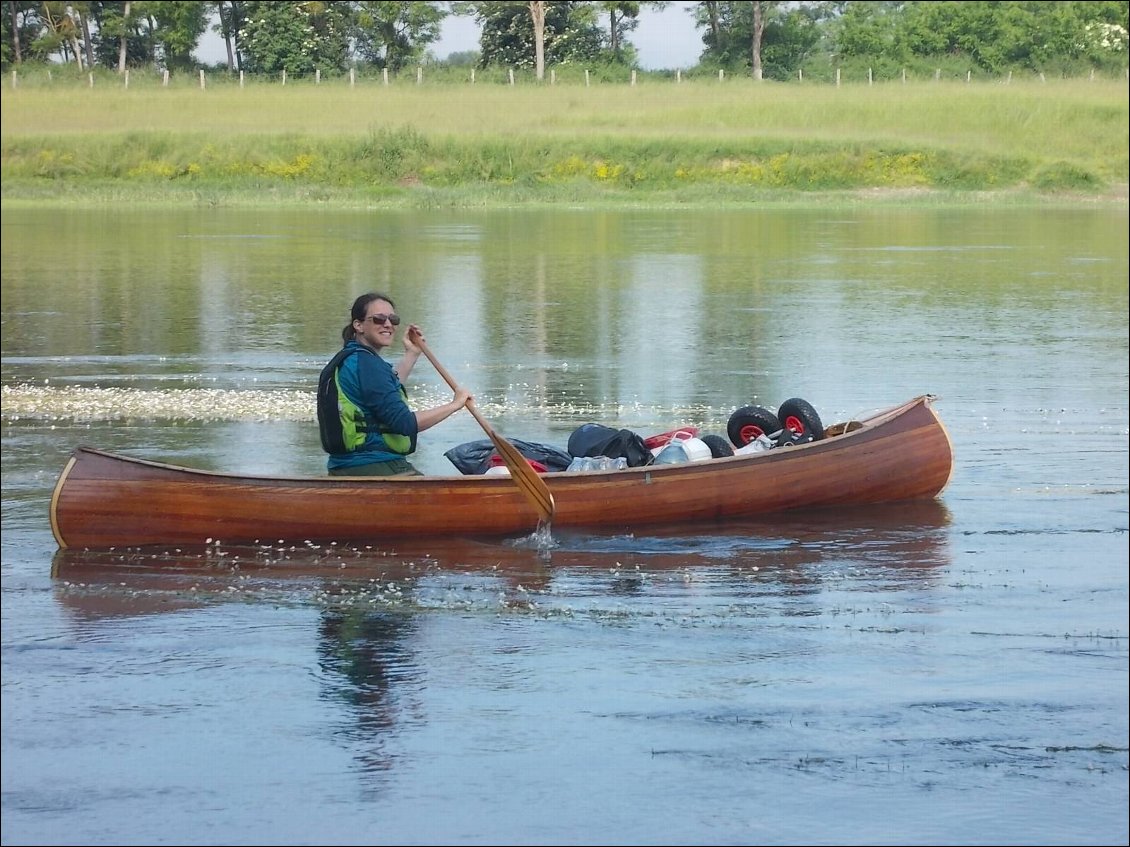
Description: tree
209,0,247,71
238,0,352,76
3,0,44,65
7,1,21,63
353,0,446,72
693,0,827,79
596,0,653,62
77,1,95,68
839,1,1130,76
471,0,603,73
833,1,907,65
530,0,545,78
118,0,130,72
39,1,84,65
759,3,823,79
694,0,787,79
148,1,207,71
750,0,765,79
87,1,155,71
88,0,145,72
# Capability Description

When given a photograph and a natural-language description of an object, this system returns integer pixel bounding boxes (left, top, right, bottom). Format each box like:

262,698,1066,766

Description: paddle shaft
410,332,555,524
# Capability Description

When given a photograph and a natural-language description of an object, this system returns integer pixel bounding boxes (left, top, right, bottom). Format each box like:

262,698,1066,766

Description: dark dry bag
445,438,573,475
567,423,654,467
316,347,357,454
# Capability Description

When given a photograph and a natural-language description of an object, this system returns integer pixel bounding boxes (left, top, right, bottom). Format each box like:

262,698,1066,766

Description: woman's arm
394,323,424,382
415,386,472,433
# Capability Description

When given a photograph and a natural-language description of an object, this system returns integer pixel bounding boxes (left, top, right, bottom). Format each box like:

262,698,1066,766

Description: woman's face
354,298,400,351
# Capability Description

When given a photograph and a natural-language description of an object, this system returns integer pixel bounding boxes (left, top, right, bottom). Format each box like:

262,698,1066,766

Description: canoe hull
50,395,954,550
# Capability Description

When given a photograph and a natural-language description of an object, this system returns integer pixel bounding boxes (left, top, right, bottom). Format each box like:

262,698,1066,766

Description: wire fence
7,62,1130,92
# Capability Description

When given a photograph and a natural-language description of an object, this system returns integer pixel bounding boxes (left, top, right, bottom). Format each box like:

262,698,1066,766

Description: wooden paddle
408,327,555,525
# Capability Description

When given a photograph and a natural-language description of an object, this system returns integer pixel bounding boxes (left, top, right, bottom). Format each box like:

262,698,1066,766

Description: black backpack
316,347,358,454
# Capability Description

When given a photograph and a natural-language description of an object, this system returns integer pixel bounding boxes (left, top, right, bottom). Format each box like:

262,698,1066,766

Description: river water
1,205,1127,845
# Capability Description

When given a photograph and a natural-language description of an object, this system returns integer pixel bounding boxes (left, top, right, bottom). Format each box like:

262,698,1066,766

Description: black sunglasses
364,313,401,326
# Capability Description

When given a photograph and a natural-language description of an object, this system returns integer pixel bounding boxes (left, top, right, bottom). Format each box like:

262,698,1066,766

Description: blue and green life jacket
317,347,412,455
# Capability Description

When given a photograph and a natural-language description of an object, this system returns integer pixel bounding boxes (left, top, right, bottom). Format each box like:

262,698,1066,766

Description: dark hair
342,291,397,344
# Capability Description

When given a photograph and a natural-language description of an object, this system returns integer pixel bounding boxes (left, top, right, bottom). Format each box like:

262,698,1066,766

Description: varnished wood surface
50,395,954,550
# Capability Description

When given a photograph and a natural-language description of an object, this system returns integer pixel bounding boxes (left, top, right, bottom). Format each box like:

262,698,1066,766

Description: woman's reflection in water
316,606,422,785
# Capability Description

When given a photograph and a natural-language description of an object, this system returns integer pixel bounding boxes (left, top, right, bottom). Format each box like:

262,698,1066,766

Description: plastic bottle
567,456,629,472
652,442,689,464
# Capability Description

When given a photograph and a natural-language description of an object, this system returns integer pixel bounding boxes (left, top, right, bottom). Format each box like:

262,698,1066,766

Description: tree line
3,1,1127,82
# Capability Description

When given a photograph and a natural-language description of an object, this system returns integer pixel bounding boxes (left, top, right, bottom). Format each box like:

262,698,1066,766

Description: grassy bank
2,78,1126,207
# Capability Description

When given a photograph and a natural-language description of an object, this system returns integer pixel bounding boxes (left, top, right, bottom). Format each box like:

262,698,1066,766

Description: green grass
2,75,1126,207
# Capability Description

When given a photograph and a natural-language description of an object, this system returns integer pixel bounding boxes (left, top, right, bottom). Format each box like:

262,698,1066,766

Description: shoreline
3,183,1127,211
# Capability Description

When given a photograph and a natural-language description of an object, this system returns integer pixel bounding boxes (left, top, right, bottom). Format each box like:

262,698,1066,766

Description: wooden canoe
49,394,954,550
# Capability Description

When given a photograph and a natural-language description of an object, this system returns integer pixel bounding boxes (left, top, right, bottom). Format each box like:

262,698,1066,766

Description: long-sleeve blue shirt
326,341,419,470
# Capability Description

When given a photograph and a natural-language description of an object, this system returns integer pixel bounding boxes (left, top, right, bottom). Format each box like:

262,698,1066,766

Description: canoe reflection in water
51,500,953,617
51,501,953,785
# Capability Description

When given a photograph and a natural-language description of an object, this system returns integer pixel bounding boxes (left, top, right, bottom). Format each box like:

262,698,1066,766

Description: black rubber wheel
777,398,824,441
700,434,735,458
727,405,782,447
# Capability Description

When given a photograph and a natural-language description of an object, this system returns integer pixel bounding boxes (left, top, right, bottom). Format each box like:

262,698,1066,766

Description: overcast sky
196,3,704,71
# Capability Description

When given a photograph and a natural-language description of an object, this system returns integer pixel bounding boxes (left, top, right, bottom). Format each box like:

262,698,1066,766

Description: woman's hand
403,323,424,355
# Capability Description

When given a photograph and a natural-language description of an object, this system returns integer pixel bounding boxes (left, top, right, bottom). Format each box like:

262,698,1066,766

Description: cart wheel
777,398,824,441
727,406,782,447
700,434,735,458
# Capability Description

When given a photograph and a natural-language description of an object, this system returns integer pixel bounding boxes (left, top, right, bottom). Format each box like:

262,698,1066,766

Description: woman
321,292,471,476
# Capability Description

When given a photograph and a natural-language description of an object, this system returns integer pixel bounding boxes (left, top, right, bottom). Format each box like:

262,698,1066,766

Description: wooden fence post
416,66,422,85
199,69,206,90
835,68,840,87
585,69,590,87
239,69,244,88
282,69,286,85
350,67,355,87
509,68,514,86
163,69,169,87
124,69,129,88
631,69,636,86
382,67,389,86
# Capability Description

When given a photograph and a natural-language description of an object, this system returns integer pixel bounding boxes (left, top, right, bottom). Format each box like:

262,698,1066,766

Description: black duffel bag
567,423,654,468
